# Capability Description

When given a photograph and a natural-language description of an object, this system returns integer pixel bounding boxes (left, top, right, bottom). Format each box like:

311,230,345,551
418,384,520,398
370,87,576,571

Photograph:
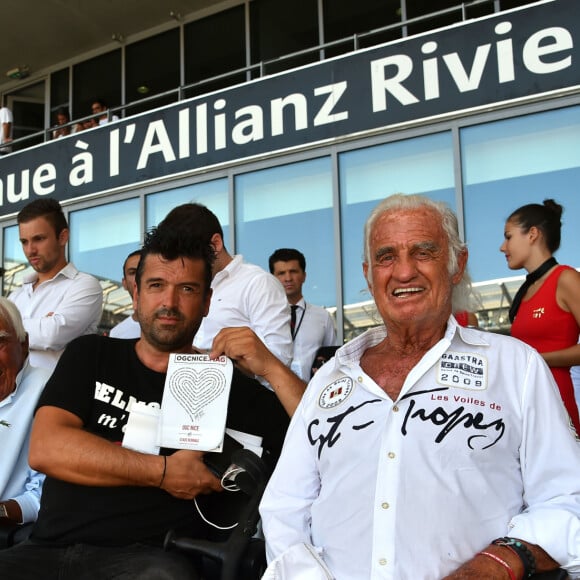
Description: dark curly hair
135,225,214,294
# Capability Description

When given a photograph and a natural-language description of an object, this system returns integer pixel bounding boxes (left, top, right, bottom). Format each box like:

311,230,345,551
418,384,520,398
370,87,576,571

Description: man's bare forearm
30,406,222,498
443,539,561,579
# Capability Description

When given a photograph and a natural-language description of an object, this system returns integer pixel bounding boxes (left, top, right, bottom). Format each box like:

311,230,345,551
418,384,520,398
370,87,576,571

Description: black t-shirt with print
32,334,289,546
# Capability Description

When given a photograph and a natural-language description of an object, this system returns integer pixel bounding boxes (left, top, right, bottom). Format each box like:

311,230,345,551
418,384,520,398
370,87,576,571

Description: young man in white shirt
157,203,293,371
109,250,141,339
269,248,337,381
9,198,103,371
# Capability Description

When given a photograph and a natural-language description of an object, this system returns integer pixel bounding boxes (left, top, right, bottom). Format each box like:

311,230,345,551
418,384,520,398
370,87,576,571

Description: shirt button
392,405,399,412
381,502,390,509
378,558,387,566
357,376,363,382
388,452,396,459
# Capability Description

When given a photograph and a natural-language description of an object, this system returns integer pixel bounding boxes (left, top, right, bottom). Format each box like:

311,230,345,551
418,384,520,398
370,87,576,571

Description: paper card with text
158,353,233,451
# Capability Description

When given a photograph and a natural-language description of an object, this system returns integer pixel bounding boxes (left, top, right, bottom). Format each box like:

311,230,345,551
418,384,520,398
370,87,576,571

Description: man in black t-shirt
0,226,306,579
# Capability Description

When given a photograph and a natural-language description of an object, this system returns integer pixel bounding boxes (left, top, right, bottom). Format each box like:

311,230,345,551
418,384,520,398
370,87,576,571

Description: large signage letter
443,45,491,92
137,120,176,169
523,27,573,74
370,54,419,112
314,82,349,126
271,94,308,136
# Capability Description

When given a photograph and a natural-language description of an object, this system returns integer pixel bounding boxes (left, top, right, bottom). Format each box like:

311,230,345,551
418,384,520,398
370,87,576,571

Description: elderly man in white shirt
156,203,293,372
269,248,337,381
260,194,580,579
0,298,51,533
9,198,103,372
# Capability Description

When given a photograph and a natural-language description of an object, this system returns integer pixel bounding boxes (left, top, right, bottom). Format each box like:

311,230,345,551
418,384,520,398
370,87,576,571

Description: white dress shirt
9,263,103,371
194,255,293,366
109,315,140,339
261,319,580,579
290,298,337,381
0,359,51,523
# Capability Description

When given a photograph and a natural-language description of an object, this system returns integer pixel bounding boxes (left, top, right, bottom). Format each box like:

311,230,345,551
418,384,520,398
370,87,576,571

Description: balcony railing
5,0,500,153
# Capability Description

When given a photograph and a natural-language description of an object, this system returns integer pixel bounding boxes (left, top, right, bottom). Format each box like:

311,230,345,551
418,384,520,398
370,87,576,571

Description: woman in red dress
500,199,580,434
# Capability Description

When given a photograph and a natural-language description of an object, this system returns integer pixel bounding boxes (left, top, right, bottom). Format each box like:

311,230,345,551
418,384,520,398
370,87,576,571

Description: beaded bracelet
492,537,536,577
478,551,517,580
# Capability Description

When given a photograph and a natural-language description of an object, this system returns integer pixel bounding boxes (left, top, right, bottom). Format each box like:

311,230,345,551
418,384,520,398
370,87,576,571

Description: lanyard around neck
291,303,306,341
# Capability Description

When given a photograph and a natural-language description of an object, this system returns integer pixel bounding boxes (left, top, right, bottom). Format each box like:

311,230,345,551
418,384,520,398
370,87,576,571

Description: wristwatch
0,503,8,519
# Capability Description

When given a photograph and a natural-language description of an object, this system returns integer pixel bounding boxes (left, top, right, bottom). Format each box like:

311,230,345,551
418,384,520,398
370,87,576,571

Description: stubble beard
139,308,196,352
28,255,59,274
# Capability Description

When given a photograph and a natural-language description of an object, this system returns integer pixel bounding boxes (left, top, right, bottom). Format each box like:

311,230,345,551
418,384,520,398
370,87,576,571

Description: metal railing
4,0,503,154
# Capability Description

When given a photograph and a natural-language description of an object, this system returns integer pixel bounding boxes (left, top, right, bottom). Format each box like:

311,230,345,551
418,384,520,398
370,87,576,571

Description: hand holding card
158,353,233,451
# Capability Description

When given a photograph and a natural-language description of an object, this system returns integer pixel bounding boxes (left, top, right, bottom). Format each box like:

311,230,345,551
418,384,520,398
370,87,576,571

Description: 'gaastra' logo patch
437,351,488,391
318,377,354,409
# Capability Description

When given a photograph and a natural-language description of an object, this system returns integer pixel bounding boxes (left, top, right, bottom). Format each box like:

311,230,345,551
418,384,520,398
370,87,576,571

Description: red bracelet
478,551,517,580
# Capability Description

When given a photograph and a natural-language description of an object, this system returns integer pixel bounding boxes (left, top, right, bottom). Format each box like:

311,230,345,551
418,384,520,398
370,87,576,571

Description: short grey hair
363,193,471,309
0,298,27,342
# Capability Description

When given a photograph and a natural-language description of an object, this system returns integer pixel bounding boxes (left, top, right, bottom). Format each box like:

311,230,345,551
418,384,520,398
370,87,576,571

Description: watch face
0,504,8,519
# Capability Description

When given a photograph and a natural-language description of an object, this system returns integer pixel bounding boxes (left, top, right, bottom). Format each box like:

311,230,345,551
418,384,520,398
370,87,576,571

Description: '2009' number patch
437,351,487,391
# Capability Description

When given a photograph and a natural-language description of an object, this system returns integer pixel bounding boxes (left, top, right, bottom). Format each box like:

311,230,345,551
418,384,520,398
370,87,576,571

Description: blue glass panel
145,179,229,243
462,105,580,284
4,224,24,265
3,225,29,296
69,198,141,283
338,132,455,309
235,157,336,308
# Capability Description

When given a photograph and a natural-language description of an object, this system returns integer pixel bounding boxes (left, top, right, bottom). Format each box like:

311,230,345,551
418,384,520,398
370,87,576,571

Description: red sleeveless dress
510,265,580,434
